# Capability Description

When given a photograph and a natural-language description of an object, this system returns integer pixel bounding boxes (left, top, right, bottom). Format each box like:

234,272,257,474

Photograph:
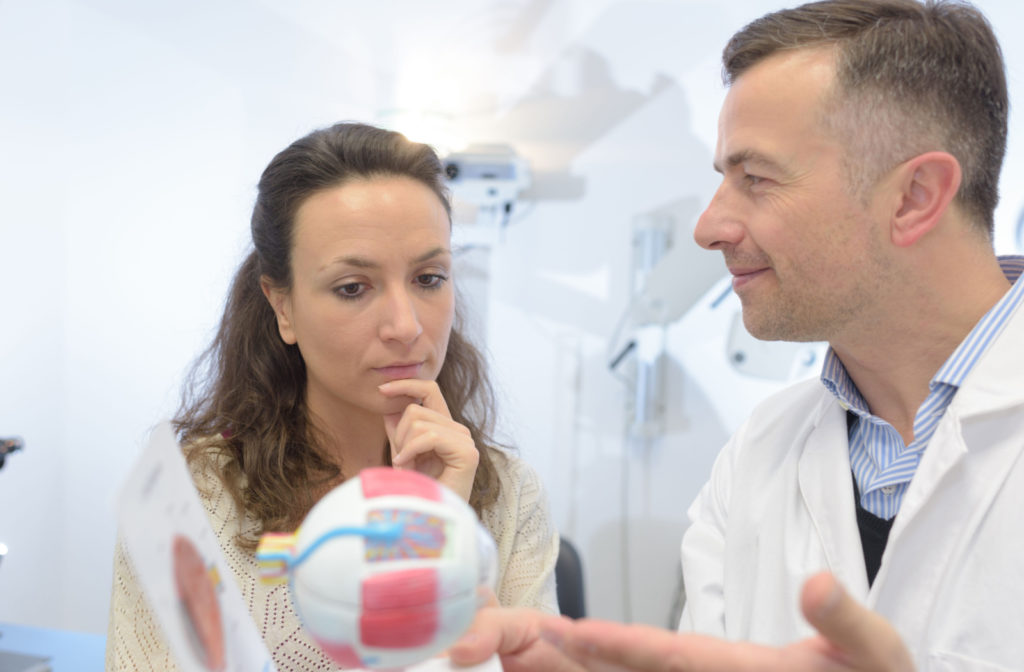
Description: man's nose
694,183,745,251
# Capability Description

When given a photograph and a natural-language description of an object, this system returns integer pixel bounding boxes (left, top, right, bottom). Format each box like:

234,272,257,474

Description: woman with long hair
107,122,559,670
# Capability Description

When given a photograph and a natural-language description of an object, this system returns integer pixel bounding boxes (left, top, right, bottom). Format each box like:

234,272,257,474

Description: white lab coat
679,299,1024,670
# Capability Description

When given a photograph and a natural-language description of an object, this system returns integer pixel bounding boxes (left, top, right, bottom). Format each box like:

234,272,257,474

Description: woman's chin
378,395,420,417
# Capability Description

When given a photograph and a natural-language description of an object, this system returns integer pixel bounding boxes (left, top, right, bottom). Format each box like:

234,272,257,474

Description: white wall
1,0,1022,635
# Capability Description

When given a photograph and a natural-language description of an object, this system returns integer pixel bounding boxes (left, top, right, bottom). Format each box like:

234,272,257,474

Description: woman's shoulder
481,447,552,526
477,447,560,612
486,447,542,495
181,436,256,537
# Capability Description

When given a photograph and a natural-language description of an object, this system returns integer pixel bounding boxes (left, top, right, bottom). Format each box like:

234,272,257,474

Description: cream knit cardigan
106,448,559,671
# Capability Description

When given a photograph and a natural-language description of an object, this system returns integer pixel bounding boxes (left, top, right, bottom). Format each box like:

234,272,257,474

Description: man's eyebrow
713,150,786,174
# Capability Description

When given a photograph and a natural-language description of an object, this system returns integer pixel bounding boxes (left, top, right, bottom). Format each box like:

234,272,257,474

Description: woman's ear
889,151,961,247
260,276,298,345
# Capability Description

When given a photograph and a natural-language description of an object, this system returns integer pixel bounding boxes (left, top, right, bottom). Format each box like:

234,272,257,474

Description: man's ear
260,276,298,345
889,151,961,247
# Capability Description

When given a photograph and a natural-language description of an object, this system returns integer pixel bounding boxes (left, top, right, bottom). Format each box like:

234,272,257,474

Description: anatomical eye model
257,467,497,670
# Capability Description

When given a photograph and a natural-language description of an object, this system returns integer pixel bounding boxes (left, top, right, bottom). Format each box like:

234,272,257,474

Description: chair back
555,537,586,619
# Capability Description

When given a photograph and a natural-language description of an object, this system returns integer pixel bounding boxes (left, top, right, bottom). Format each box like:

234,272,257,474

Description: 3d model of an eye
256,467,497,670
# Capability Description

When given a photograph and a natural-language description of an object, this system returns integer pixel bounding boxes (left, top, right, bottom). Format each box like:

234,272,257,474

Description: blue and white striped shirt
821,255,1024,520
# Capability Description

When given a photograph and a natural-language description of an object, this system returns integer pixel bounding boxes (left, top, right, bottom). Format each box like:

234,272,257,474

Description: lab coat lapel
870,302,1024,623
868,398,1024,629
798,401,870,600
886,299,1024,545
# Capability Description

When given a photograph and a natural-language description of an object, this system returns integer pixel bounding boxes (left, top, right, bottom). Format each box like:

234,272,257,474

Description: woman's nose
379,287,423,344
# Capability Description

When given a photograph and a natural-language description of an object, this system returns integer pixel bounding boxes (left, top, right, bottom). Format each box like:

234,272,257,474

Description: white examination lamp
629,237,727,327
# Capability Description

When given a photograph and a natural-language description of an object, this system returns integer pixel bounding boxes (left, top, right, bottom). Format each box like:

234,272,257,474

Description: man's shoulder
705,378,841,505
749,376,831,422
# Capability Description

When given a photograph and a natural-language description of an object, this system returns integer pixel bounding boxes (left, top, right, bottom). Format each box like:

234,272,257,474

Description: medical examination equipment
608,212,724,437
443,144,530,234
0,436,23,471
0,437,24,574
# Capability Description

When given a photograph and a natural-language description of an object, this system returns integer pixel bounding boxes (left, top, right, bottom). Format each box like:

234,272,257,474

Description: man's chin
742,312,825,343
742,309,797,342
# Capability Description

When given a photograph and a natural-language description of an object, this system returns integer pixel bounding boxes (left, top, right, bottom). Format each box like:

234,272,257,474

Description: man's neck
830,255,1010,443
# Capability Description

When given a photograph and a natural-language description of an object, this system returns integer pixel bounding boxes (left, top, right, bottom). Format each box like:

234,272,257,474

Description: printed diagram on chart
117,422,276,672
173,534,226,671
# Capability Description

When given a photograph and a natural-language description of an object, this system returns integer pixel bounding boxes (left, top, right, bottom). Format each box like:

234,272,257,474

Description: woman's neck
306,394,390,480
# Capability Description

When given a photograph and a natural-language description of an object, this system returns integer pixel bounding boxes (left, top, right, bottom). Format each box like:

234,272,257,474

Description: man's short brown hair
723,0,1007,236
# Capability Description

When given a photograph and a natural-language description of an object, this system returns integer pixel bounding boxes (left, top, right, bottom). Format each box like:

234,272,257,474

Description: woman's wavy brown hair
173,122,502,548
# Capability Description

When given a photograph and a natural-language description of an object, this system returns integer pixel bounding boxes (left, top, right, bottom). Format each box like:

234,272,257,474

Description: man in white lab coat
450,0,1023,670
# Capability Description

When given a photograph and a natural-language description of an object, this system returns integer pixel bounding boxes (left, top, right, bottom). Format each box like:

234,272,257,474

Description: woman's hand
379,379,480,502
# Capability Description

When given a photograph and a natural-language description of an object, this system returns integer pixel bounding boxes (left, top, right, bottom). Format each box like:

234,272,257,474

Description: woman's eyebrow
319,247,451,273
414,247,451,263
320,255,377,272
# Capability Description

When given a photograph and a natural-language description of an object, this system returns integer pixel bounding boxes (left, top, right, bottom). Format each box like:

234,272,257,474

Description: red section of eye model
360,568,440,648
361,467,442,501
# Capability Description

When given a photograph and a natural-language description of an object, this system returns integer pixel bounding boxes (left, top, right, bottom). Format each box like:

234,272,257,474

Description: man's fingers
449,608,537,666
449,609,584,672
545,619,799,672
478,586,499,608
800,573,914,672
548,619,688,671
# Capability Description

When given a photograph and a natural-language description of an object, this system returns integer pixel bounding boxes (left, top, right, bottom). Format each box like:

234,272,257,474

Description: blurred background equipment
443,143,531,231
0,437,23,471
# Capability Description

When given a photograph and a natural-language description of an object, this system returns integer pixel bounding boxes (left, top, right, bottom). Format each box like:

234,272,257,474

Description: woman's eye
416,274,447,289
334,282,366,299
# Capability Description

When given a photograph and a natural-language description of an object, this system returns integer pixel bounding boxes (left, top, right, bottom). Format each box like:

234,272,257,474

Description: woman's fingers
385,402,471,455
391,422,477,469
378,380,478,501
378,378,451,415
392,419,477,499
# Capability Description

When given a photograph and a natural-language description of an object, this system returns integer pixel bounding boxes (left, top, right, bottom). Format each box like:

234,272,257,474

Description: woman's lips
373,363,423,380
